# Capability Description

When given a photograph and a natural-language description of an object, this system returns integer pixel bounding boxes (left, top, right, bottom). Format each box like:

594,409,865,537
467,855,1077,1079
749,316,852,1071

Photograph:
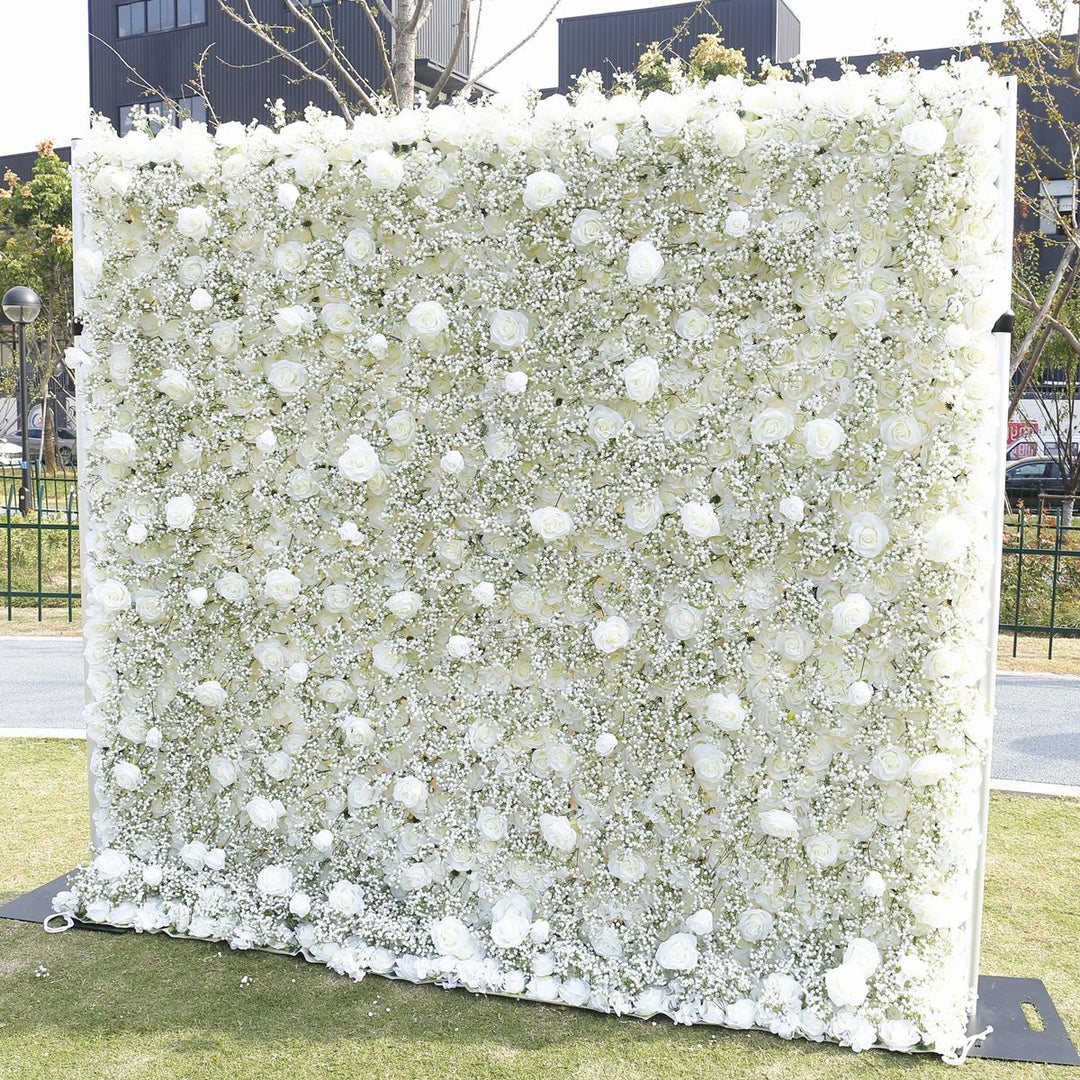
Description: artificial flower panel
65,62,1010,1056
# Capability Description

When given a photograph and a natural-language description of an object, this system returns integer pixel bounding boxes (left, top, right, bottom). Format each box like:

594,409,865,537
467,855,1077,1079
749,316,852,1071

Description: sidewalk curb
990,778,1080,799
0,728,85,739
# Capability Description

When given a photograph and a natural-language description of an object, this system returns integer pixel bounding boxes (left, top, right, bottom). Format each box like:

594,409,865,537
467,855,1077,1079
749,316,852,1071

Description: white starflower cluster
61,59,1008,1059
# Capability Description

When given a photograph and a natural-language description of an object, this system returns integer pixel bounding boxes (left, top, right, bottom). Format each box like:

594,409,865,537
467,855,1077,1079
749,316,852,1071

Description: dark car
1004,456,1066,507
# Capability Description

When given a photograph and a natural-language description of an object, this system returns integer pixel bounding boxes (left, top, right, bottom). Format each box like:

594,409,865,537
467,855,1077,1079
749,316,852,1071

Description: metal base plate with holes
968,976,1079,1065
0,872,126,934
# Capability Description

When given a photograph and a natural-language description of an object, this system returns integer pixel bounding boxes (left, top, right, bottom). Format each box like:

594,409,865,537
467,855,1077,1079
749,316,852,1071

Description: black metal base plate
1,878,1076,1062
0,872,126,933
969,976,1079,1065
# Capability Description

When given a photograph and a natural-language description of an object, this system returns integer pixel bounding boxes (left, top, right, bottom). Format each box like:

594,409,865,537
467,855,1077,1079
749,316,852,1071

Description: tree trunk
1064,494,1076,527
42,393,57,475
392,17,417,111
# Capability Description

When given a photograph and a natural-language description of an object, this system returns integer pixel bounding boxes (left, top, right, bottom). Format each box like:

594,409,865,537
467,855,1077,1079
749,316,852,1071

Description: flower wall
64,61,1011,1056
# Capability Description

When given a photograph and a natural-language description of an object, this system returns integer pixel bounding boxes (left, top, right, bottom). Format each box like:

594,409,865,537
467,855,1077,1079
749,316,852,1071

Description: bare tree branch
360,1,397,100
408,0,437,35
428,0,471,104
463,0,563,96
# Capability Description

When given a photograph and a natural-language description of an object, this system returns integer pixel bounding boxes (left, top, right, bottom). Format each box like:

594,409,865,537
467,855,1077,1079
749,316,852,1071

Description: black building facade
556,0,801,92
87,0,470,135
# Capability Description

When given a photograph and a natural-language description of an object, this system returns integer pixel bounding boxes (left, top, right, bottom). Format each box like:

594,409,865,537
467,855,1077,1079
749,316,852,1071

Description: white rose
775,626,813,662
489,309,529,350
844,938,881,976
386,590,422,618
595,732,617,756
680,500,720,540
880,413,926,452
655,932,698,972
688,741,729,788
587,405,624,444
472,581,496,606
209,321,239,355
407,300,449,337
861,871,887,899
925,514,971,563
908,752,955,787
759,808,800,839
208,755,236,786
93,849,131,880
155,368,195,403
257,864,294,896
736,908,774,942
189,288,213,311
909,891,966,928
431,916,476,959
642,90,687,136
726,998,758,1028
844,288,886,329
447,634,474,659
288,892,311,917
267,359,307,398
825,963,869,1008
366,148,404,190
112,761,143,791
954,104,1000,147
215,572,249,603
539,813,577,852
804,833,839,868
245,796,281,830
831,593,871,636
291,145,327,187
705,691,745,732
272,240,308,279
848,512,889,558
491,911,531,949
328,879,363,915
878,1019,921,1051
848,680,873,707
194,680,227,709
751,406,796,444
176,205,209,239
393,775,427,811
263,567,302,605
684,909,713,936
623,493,664,533
276,182,300,209
571,209,604,246
779,495,805,523
522,170,566,211
504,370,528,394
674,308,708,340
622,355,660,402
664,602,703,641
803,417,845,459
126,522,147,544
529,506,573,542
592,615,630,654
476,805,507,841
344,227,376,266
320,302,357,335
901,117,948,155
711,111,746,155
625,240,664,285
724,209,751,237
272,305,311,336
337,435,381,482
101,431,137,466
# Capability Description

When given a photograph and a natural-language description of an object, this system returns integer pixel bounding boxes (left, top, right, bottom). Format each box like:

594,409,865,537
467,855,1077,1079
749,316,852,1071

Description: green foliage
635,30,749,94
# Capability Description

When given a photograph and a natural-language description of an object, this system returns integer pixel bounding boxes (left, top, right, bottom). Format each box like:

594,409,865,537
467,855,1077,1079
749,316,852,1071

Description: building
87,0,471,136
556,0,800,93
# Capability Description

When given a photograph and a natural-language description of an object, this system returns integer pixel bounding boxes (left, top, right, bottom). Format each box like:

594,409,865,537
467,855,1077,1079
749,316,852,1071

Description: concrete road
0,638,1077,787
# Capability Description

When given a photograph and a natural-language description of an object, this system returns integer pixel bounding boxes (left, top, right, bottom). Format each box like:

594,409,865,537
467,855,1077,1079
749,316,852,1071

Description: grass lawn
0,742,1077,1079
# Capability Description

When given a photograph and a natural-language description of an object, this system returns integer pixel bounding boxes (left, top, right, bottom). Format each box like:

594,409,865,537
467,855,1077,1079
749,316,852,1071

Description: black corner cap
71,319,84,336
992,312,1015,334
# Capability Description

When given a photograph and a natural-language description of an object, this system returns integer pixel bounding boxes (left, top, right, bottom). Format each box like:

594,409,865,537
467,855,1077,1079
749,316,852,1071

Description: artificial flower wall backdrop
62,60,1010,1057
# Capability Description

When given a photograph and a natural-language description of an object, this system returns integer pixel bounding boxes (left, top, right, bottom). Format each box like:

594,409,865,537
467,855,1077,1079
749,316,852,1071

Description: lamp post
2,286,43,514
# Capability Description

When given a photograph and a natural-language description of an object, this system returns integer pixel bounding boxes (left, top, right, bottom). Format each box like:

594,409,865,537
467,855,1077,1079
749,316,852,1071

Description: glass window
118,4,131,36
146,0,176,32
1009,461,1048,479
177,0,206,26
177,96,208,124
118,2,147,37
1040,179,1075,236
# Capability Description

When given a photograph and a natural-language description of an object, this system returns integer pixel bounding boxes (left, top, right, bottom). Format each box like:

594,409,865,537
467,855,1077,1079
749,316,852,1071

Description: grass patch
0,740,1077,1079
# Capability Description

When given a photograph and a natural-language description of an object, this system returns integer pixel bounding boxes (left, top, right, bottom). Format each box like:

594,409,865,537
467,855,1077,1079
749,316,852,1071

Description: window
117,0,205,38
1040,178,1075,236
119,95,208,135
1009,461,1049,479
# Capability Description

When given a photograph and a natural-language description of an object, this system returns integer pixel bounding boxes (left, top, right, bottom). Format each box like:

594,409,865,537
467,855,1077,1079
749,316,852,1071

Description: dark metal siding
774,0,800,63
88,1,466,129
0,146,72,184
557,0,794,92
418,0,470,78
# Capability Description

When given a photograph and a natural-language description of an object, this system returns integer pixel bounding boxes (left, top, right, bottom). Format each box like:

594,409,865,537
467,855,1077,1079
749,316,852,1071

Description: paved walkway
1,638,1077,789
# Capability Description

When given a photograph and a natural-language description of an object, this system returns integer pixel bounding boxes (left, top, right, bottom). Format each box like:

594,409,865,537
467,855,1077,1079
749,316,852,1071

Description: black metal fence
1,465,80,622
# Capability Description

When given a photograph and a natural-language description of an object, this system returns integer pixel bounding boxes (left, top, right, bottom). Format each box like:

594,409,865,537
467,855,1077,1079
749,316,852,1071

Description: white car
0,439,21,467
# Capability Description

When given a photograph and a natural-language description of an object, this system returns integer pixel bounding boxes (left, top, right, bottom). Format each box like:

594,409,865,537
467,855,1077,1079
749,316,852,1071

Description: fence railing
1,465,80,622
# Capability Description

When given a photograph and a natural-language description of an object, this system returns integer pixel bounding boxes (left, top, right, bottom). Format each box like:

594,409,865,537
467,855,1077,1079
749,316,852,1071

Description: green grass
0,739,1077,1080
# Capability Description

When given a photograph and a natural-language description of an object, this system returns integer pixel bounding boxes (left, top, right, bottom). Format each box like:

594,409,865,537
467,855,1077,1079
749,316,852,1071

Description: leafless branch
463,0,563,96
191,42,221,127
360,2,397,99
428,0,471,103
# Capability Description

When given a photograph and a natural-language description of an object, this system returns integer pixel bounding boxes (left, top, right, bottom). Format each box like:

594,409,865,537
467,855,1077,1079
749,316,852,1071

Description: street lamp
2,286,42,514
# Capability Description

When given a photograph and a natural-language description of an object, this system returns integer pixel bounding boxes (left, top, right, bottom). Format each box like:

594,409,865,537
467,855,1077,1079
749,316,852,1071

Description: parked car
8,427,77,467
0,439,20,467
1004,456,1066,507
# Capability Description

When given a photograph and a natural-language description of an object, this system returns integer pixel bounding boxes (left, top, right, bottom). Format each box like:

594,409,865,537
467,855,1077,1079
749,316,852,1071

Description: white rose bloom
848,512,889,558
954,104,1000,147
385,589,422,619
321,302,358,335
726,999,758,1028
623,493,664,533
909,891,967,929
529,506,574,542
664,602,703,641
393,775,427,811
113,761,143,791
825,963,869,1007
680,501,720,540
684,909,713,936
751,406,796,444
625,240,664,285
476,805,507,841
775,626,814,662
588,405,625,444
273,305,311,336
101,431,137,465
711,111,746,155
162,493,195,531
74,248,103,287
848,680,873,708
208,755,236,786
908,752,955,787
736,908,774,942
189,287,213,311
472,581,496,606
571,209,604,246
209,321,239,355
705,691,745,732
900,117,948,155
844,288,886,329
176,204,210,239
194,680,227,709
642,90,688,136
215,572,249,603
504,370,528,394
407,300,449,337
539,813,577,852
688,741,730,788
276,182,300,209
592,615,631,654
925,514,972,563
861,871,887,899
595,731,617,756
328,879,363,915
803,417,846,459
372,641,405,675
622,356,660,402
272,240,308,279
779,495,804,523
491,911,531,949
489,309,529,350
365,148,404,190
674,308,709,340
878,1019,922,1051
263,567,302,605
288,892,311,917
93,849,131,880
831,593,871,636
267,359,307,398
724,209,751,237
344,227,376,266
257,865,294,896
759,808,800,839
337,435,381,482
880,413,926,452
245,796,281,830
804,833,840,868
155,368,195,403
447,634,474,659
655,932,698,972
126,522,148,544
522,170,567,211
431,916,477,959
384,410,415,445
844,938,882,976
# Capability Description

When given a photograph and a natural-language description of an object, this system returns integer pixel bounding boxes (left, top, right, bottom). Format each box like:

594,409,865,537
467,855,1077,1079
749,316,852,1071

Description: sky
0,0,1049,156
